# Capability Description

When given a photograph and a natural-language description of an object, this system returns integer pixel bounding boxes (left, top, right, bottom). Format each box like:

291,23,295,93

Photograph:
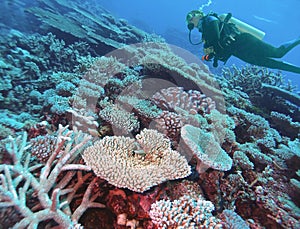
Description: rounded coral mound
149,194,222,228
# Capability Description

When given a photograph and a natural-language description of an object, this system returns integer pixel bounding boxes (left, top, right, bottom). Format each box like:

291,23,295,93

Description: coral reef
25,0,147,54
0,1,299,228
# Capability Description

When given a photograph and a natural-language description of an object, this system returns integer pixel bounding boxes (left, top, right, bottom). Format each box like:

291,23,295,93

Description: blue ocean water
99,0,300,88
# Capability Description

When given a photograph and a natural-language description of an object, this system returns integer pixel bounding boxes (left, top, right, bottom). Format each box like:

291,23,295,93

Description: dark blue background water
99,0,300,89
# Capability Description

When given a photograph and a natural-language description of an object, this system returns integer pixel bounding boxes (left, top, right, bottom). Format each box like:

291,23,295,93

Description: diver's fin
279,37,300,56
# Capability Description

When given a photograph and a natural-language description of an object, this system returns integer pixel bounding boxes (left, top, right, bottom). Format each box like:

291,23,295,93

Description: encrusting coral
82,128,191,192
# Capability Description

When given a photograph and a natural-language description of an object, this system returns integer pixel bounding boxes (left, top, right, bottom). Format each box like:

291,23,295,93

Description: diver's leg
259,57,300,74
234,33,300,58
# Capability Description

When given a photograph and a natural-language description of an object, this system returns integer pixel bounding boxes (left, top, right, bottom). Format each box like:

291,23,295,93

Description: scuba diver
186,10,300,74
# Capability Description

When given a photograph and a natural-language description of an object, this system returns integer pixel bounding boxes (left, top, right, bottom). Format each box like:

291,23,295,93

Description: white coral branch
0,125,103,228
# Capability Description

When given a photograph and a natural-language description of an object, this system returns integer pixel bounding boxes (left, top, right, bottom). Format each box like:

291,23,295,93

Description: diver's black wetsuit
200,14,300,74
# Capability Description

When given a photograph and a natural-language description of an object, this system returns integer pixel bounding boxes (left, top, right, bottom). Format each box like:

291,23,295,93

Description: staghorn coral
180,124,233,173
220,65,300,122
82,128,191,193
0,125,105,228
149,194,222,229
220,64,284,94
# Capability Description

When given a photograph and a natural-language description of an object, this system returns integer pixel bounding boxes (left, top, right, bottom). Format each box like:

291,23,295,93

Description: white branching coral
82,128,191,192
149,195,222,229
0,125,105,228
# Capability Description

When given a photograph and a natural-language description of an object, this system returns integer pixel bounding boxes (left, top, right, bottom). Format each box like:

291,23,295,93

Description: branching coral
221,64,284,93
99,103,140,134
227,106,282,148
0,125,105,228
149,195,222,229
82,128,191,193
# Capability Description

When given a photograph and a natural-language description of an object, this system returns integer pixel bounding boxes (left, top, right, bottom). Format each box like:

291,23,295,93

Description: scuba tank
219,14,265,40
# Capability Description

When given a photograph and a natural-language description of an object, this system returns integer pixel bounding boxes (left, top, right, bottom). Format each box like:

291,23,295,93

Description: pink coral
30,134,57,163
152,86,216,115
151,110,182,145
149,195,222,228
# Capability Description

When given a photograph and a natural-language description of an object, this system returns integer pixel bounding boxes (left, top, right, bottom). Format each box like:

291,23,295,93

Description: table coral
82,129,191,192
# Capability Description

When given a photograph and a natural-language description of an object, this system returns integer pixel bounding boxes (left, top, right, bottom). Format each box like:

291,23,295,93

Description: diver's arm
203,17,220,48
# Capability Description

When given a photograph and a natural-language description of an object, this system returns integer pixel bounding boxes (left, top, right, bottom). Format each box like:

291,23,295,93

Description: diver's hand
204,46,214,55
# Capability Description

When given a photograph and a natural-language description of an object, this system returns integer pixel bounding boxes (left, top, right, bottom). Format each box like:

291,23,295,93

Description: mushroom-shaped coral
180,124,232,172
82,129,191,192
